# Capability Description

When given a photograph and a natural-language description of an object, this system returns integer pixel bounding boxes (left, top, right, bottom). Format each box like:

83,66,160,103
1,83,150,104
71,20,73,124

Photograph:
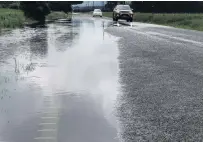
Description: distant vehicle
113,5,133,22
93,9,102,17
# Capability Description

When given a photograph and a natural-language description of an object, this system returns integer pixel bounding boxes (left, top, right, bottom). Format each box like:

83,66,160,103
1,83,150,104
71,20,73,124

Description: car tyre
113,17,115,21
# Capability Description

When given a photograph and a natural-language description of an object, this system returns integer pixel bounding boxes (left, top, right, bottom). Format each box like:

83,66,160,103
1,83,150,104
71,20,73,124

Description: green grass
0,9,72,29
102,12,112,18
46,11,72,21
103,12,203,31
0,8,25,29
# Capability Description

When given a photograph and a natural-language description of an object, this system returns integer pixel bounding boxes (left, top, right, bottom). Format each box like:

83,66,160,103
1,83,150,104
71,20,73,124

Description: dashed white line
34,137,56,140
38,129,56,132
41,117,58,119
43,107,58,109
41,112,59,116
39,123,57,125
41,112,58,114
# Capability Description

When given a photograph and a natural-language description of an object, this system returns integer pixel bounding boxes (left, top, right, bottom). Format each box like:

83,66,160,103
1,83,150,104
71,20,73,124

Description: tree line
0,1,82,24
21,1,82,24
0,1,20,9
105,1,203,13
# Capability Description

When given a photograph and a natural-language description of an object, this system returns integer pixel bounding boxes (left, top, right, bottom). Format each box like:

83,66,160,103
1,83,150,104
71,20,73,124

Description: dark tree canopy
105,1,203,13
20,2,50,24
105,1,129,11
105,1,118,11
20,1,83,23
131,1,203,13
0,1,20,9
0,1,13,7
49,1,83,13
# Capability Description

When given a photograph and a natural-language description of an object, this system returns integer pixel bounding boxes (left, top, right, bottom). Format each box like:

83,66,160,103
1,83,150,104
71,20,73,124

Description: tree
105,1,118,11
20,1,83,24
0,1,13,8
49,1,83,13
8,2,20,9
20,2,50,24
130,1,203,13
0,1,20,9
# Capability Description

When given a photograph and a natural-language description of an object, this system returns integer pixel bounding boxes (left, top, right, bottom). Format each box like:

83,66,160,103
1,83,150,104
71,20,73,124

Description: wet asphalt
0,14,203,142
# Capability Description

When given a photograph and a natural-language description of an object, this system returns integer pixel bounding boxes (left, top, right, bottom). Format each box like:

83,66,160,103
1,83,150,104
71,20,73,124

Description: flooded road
2,14,203,142
0,16,120,142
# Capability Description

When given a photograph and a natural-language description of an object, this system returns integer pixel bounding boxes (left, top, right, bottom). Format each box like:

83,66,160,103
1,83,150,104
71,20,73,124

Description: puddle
0,16,121,142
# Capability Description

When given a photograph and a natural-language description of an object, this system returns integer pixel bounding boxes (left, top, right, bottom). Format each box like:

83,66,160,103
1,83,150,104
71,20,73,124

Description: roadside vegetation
102,1,203,31
20,2,82,24
0,8,25,29
135,13,203,31
103,12,203,31
0,1,82,29
0,8,73,29
46,11,71,21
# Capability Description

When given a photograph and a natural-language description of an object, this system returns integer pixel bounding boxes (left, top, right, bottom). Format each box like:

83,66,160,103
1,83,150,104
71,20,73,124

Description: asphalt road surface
0,14,203,142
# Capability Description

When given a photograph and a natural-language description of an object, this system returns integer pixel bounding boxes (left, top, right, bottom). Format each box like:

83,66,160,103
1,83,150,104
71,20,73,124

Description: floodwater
0,16,120,142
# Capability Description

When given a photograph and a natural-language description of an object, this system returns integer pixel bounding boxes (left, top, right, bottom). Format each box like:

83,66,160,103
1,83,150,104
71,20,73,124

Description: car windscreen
118,5,131,10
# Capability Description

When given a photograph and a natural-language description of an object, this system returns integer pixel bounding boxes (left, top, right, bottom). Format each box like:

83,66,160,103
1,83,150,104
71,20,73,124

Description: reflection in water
14,57,20,74
72,19,82,27
55,26,79,52
0,16,120,142
29,28,48,59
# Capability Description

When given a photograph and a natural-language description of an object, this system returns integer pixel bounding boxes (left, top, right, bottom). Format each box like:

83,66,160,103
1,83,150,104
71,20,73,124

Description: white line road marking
34,137,56,140
36,96,60,142
41,112,59,114
40,109,58,112
38,129,56,132
41,119,57,123
41,113,59,117
39,123,57,125
45,107,58,109
41,117,58,119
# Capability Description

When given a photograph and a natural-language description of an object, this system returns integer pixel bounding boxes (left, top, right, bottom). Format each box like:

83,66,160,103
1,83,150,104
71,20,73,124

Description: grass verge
46,11,72,21
103,12,203,31
0,9,72,29
0,8,25,29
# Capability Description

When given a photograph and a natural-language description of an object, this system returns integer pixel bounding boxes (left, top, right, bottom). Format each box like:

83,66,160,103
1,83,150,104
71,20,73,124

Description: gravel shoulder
106,21,203,141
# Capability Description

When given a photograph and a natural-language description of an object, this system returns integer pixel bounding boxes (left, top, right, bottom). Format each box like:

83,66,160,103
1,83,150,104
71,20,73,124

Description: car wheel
130,19,133,22
113,17,115,21
113,14,115,21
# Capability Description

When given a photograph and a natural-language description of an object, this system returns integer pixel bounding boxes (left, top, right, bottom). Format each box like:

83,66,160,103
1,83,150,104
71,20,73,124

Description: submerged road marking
34,137,56,140
39,123,57,125
41,117,58,119
38,129,56,132
43,107,58,109
41,112,59,114
36,95,60,142
44,112,58,114
41,112,59,116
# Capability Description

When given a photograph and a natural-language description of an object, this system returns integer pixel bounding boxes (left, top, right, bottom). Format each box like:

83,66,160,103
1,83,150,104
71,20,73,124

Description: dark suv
113,5,133,22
